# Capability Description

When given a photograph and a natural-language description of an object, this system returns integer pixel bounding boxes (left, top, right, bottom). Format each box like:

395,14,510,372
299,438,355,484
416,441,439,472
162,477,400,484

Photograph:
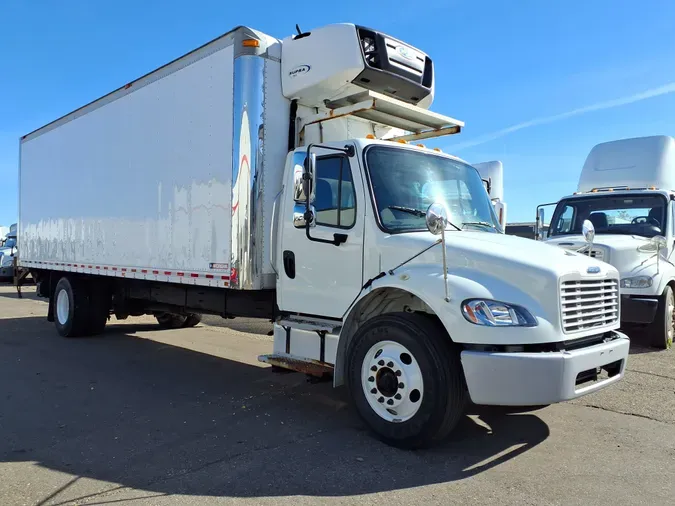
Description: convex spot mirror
582,219,595,244
426,202,449,235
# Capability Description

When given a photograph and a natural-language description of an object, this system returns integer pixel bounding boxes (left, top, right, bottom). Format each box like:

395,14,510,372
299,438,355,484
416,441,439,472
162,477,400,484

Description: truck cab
540,135,675,349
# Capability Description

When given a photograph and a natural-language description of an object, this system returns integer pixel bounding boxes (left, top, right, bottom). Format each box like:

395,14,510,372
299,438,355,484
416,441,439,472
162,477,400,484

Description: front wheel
651,285,674,350
346,312,467,449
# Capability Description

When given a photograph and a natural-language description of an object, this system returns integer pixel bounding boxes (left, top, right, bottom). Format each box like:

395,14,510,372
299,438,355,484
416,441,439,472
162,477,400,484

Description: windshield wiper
462,221,496,230
386,206,461,231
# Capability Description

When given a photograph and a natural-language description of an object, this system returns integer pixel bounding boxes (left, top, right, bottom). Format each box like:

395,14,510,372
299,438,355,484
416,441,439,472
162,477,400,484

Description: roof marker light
242,39,260,47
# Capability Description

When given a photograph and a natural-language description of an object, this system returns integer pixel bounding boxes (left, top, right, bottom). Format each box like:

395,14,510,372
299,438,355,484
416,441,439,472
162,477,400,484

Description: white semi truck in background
538,135,675,350
0,223,17,280
18,23,629,448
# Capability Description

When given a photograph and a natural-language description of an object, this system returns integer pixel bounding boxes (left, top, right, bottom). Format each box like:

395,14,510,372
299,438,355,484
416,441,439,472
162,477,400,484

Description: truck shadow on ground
0,317,550,502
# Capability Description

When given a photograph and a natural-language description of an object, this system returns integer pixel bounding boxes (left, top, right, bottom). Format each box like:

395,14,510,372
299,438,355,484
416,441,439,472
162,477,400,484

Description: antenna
296,24,302,36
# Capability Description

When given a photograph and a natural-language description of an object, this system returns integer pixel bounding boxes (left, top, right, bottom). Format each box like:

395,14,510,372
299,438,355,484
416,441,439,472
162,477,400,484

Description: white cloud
449,81,675,151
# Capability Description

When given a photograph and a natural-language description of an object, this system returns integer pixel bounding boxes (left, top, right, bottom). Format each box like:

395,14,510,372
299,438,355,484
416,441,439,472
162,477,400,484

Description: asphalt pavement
0,284,673,505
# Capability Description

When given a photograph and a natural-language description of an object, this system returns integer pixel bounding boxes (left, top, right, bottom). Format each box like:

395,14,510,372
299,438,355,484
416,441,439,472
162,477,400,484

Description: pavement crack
627,368,675,381
581,403,672,424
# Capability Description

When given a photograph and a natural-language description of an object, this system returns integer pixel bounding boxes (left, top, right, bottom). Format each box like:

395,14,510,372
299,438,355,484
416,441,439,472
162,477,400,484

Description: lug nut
378,360,384,366
387,361,394,368
395,370,402,377
394,393,402,400
371,388,377,394
387,399,394,405
371,365,377,372
368,376,374,382
398,382,404,389
378,397,384,403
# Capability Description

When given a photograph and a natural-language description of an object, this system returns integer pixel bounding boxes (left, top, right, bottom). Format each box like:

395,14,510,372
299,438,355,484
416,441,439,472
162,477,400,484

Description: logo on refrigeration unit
587,266,601,274
396,45,415,60
288,65,311,78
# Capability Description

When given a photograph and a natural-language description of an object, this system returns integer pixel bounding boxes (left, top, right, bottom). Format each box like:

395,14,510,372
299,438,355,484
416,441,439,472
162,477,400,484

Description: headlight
462,299,537,327
620,276,653,288
1,255,13,267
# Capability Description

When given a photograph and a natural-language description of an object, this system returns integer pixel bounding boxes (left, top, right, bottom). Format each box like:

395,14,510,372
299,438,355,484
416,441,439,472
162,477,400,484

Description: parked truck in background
473,160,506,230
538,135,675,350
18,23,629,448
0,223,17,280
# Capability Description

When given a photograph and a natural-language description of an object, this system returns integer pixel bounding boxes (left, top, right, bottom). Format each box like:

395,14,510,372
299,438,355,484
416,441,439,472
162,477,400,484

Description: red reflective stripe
121,268,127,272
142,269,148,273
164,271,171,275
177,272,184,277
190,273,199,278
205,274,214,279
112,267,118,271
131,269,137,273
152,270,159,274
221,276,230,280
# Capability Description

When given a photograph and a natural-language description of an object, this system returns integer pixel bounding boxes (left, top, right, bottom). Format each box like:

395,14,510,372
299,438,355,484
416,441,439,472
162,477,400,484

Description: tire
86,287,110,335
155,312,188,329
182,313,202,328
53,276,92,338
651,285,674,350
346,312,467,449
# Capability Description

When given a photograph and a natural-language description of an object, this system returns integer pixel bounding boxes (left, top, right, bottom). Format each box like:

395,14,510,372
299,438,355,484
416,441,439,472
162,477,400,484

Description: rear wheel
651,285,674,350
346,312,467,449
54,277,90,337
155,312,188,329
183,313,202,328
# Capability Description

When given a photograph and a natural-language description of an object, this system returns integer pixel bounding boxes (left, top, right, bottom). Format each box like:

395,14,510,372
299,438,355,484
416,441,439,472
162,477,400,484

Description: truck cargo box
19,27,288,290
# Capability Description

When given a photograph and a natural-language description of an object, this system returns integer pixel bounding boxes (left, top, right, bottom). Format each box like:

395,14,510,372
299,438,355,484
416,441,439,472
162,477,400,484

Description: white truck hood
383,231,611,278
378,231,617,333
547,234,660,276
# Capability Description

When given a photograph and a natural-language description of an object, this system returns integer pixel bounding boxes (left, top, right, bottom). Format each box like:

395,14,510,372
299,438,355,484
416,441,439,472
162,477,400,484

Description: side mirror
536,208,545,240
582,219,595,245
293,153,316,203
426,202,449,235
651,235,667,250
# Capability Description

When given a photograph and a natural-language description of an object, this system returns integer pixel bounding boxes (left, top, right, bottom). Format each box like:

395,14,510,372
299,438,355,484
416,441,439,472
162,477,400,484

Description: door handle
283,250,295,279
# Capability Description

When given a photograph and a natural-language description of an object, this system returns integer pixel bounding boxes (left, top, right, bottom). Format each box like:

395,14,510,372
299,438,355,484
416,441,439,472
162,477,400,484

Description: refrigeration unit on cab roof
281,24,434,108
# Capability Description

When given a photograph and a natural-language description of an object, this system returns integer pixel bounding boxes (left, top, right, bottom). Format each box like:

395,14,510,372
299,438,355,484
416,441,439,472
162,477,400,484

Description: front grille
561,278,619,333
589,249,604,261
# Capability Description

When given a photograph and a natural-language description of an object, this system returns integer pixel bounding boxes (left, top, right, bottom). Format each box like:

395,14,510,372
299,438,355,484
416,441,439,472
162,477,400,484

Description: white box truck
538,135,675,350
18,23,629,448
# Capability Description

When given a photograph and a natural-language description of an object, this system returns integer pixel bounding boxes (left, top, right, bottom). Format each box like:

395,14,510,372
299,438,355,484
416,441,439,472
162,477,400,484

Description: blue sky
2,0,675,226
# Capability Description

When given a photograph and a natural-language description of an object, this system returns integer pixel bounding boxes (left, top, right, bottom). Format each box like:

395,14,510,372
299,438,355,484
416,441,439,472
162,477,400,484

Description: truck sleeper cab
19,23,629,449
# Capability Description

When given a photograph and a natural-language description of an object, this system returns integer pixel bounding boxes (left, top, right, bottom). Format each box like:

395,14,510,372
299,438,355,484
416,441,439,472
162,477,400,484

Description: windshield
365,146,501,233
4,237,16,248
550,194,667,238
